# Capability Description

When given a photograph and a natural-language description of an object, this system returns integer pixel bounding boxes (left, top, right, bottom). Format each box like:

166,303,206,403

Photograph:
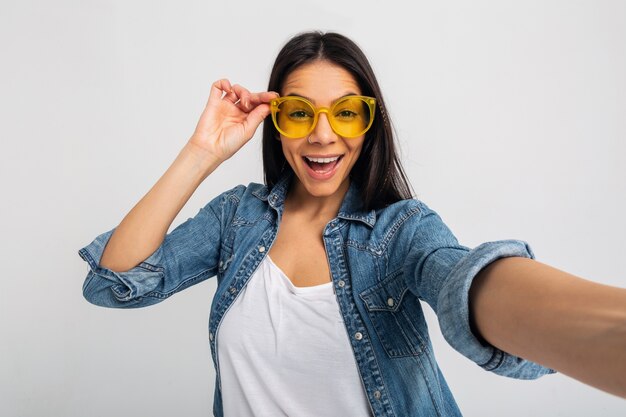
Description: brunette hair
262,31,414,210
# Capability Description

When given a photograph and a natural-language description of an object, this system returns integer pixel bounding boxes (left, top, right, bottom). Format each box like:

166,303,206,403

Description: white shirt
217,255,373,417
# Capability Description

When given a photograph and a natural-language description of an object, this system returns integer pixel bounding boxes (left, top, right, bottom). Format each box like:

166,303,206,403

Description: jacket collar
252,171,377,228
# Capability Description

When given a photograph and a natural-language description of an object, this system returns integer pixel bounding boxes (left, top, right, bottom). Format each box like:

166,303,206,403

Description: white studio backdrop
1,0,625,416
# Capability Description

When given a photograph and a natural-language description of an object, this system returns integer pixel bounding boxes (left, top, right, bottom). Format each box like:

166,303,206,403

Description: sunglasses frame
269,95,377,139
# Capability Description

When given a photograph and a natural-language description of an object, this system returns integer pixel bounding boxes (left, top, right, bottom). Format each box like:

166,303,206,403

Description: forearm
99,140,221,272
469,257,626,398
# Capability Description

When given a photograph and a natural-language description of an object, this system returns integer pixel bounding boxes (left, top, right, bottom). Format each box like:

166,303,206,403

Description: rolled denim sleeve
78,185,244,308
405,200,555,379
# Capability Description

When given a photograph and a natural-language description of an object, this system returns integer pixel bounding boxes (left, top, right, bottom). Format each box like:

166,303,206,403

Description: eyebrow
282,92,359,104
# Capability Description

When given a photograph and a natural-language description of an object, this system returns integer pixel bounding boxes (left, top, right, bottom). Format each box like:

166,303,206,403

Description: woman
79,31,626,416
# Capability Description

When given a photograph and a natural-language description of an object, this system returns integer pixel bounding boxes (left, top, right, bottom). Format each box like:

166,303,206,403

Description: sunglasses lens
275,98,315,138
272,96,375,138
330,97,372,137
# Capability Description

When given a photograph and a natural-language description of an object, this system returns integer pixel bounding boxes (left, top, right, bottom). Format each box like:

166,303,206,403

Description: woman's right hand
188,79,279,164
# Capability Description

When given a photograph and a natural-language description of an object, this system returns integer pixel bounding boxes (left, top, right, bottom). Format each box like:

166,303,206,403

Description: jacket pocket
359,269,428,358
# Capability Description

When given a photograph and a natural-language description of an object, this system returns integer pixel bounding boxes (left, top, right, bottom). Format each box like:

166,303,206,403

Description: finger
231,84,254,109
231,84,252,99
209,79,234,102
241,103,271,138
247,91,280,106
216,79,240,104
260,91,280,102
224,89,239,103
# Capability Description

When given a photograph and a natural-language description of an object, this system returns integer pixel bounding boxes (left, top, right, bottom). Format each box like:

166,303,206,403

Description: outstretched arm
469,257,626,398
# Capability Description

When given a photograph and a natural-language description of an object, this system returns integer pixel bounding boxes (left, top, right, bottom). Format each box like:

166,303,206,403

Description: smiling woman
78,30,626,417
262,33,413,213
274,60,369,200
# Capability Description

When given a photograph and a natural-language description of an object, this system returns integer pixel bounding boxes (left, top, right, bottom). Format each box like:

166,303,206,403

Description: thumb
242,103,271,138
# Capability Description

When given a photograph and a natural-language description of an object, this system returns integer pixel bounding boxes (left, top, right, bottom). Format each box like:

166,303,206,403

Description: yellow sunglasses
269,95,376,139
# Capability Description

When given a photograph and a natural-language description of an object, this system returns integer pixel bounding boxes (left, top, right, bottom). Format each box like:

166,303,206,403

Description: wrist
180,140,223,182
185,138,222,164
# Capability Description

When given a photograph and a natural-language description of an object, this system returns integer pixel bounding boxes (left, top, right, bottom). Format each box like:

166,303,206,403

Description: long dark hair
262,31,414,211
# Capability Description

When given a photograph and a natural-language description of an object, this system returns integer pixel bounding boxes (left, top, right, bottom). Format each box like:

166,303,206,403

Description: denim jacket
78,172,554,417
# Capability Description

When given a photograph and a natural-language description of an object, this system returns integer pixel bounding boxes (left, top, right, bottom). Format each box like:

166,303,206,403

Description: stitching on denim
144,267,217,299
251,186,269,200
362,282,408,312
332,233,391,413
111,284,131,300
345,203,421,255
390,310,422,356
137,261,164,272
415,350,445,417
338,212,376,228
220,253,235,273
367,312,420,358
345,239,384,256
378,204,421,250
400,305,428,351
78,247,97,270
226,193,241,204
478,347,499,368
484,349,505,371
232,216,254,226
359,269,406,309
360,271,426,358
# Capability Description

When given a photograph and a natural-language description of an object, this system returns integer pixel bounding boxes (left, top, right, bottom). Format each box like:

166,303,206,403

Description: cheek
279,138,290,158
344,141,365,172
348,139,365,160
280,140,300,166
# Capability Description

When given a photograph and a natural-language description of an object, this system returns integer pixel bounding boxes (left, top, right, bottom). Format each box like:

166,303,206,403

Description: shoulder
370,197,453,246
374,198,438,226
210,181,268,204
205,181,272,220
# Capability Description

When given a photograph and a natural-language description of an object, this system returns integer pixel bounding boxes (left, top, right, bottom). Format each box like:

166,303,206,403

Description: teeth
305,156,340,163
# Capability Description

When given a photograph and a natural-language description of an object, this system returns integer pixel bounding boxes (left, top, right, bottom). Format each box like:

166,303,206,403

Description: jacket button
338,280,345,288
387,297,395,307
374,390,381,400
219,261,224,268
354,332,363,340
259,246,266,253
209,332,214,341
229,287,237,294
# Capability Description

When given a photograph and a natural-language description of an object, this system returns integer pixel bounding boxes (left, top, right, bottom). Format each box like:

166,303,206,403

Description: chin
304,184,341,198
297,174,349,198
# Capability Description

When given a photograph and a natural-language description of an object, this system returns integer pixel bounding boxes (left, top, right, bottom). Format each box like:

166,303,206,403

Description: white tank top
217,255,373,417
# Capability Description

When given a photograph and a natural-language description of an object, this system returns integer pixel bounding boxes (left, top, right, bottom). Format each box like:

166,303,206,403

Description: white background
1,0,625,416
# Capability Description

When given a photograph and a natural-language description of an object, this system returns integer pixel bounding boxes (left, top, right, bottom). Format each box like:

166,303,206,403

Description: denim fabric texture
79,171,555,417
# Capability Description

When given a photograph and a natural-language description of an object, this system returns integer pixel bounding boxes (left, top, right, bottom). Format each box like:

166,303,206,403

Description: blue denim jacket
79,172,554,417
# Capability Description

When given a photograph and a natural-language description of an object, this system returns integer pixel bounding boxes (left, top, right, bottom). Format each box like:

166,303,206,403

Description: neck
286,177,350,221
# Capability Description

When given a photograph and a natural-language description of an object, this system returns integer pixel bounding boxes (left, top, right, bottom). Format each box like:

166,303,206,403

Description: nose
308,112,337,145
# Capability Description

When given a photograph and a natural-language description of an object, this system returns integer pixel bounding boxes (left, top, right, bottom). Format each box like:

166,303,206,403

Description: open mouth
302,155,344,174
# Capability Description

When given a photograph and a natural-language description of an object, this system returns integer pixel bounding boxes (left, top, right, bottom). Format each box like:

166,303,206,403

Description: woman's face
279,60,366,200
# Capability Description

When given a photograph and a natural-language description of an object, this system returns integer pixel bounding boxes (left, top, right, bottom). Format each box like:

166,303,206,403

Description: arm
100,80,276,272
404,201,553,379
470,257,626,398
98,142,221,272
79,80,278,307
